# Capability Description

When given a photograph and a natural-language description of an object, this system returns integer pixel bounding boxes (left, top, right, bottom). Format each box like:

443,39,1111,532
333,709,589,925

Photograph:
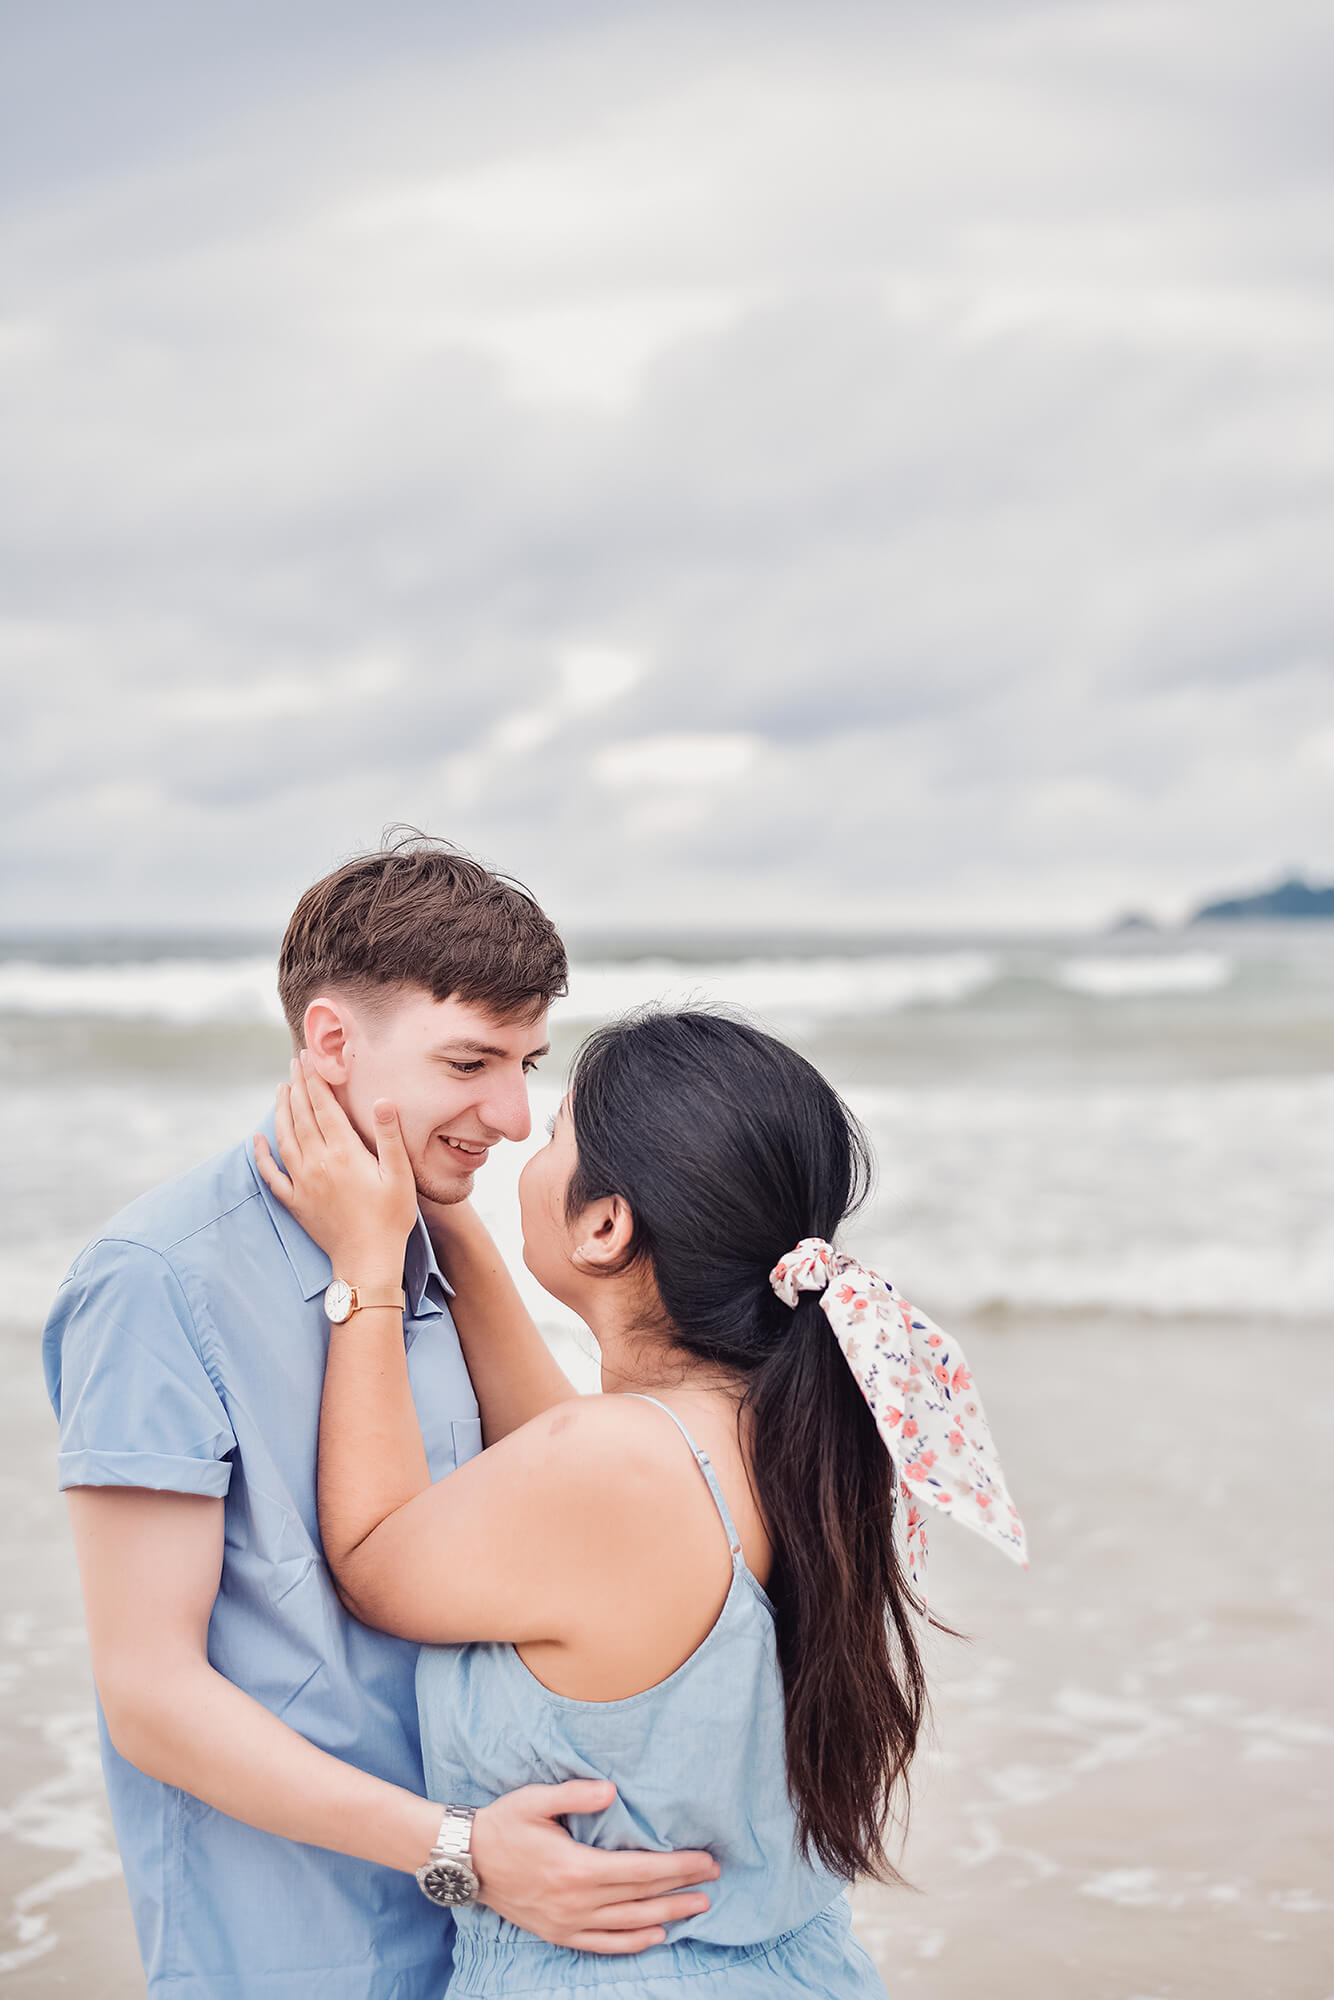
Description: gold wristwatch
322,1279,406,1324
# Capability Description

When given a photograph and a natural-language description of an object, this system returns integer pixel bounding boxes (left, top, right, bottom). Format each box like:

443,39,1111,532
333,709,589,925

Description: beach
850,1317,1334,1999
2,926,1331,1994
6,1314,1331,1996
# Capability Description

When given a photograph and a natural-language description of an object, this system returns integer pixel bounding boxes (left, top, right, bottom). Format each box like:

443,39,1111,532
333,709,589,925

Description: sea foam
0,956,284,1025
559,951,999,1023
1055,951,1235,997
0,945,1254,1025
0,949,1001,1026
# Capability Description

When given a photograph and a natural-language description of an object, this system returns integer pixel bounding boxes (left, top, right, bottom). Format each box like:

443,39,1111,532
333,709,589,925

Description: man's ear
302,997,353,1085
571,1194,635,1274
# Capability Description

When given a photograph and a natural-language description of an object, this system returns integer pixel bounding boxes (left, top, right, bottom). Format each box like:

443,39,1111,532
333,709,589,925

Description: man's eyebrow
431,1038,551,1060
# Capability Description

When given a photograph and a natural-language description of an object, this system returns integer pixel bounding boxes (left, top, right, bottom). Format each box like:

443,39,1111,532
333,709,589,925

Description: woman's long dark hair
566,1007,928,1884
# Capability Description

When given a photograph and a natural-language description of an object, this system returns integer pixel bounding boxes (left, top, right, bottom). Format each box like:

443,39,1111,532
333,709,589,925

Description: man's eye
448,1061,484,1076
522,1060,541,1075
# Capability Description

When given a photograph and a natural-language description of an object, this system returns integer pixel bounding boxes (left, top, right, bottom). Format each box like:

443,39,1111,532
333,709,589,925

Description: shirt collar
247,1109,454,1316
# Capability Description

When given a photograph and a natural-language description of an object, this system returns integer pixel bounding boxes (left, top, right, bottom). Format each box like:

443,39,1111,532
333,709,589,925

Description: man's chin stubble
414,1174,474,1208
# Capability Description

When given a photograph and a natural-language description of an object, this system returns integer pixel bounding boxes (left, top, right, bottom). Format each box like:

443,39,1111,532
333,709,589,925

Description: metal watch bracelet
415,1805,480,1909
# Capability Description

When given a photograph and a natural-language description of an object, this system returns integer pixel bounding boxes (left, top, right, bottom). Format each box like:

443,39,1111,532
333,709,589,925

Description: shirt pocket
451,1416,484,1468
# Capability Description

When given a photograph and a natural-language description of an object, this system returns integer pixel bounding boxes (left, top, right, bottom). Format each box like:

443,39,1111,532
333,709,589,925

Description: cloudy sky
3,0,1332,934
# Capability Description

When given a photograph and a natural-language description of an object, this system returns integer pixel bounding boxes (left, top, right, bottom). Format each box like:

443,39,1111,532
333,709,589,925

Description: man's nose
479,1071,532,1144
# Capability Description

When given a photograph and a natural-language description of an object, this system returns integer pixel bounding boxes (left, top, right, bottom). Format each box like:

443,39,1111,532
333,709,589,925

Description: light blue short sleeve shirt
43,1116,482,1999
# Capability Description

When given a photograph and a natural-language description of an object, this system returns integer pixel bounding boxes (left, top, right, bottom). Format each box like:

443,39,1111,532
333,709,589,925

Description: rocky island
1191,873,1334,921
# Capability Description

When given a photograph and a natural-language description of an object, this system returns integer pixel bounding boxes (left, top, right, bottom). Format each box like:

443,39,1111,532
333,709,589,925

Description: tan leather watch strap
345,1286,407,1317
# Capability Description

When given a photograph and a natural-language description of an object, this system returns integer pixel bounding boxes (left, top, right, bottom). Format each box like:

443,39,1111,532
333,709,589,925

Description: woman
256,1009,1023,1996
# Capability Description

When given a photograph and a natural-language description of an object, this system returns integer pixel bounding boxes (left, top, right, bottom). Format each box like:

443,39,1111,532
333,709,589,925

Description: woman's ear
571,1194,635,1274
302,997,352,1085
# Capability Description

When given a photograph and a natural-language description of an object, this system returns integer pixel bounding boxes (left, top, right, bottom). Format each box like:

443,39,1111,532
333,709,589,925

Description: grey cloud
2,0,1332,928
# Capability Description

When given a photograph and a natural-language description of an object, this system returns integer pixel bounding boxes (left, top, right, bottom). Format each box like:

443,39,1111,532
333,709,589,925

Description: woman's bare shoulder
502,1393,742,1696
513,1391,698,1479
504,1393,728,1551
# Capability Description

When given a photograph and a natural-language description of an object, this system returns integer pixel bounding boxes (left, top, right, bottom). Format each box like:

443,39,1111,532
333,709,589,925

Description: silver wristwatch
416,1806,480,1908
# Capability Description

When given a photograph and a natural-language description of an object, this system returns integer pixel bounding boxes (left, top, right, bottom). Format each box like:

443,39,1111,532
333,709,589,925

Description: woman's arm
253,1064,640,1645
256,1059,435,1565
418,1197,577,1442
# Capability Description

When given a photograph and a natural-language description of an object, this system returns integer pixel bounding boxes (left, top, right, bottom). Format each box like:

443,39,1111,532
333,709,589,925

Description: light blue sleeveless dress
416,1396,889,1998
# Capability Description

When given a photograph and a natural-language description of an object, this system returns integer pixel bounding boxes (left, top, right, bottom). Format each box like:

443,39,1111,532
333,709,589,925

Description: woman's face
517,1094,583,1305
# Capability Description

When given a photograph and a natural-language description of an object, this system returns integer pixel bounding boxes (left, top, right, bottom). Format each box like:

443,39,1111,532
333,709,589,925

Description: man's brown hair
277,830,568,1041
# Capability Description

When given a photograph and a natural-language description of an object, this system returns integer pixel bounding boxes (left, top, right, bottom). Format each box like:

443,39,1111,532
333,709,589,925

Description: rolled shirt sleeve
44,1237,237,1497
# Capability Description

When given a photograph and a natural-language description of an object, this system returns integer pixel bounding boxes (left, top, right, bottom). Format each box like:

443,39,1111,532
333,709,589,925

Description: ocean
2,923,1332,1995
2,922,1330,1333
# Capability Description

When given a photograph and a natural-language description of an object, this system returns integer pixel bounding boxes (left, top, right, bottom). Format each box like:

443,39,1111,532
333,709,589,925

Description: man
43,838,715,1998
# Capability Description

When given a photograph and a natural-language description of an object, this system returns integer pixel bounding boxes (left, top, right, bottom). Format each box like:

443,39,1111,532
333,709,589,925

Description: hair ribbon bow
770,1238,1027,1592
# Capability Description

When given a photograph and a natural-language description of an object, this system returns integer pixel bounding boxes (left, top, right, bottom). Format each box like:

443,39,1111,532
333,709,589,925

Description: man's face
320,987,550,1206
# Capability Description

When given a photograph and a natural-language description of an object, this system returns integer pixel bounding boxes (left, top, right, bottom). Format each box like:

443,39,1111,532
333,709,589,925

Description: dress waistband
447,1900,850,1996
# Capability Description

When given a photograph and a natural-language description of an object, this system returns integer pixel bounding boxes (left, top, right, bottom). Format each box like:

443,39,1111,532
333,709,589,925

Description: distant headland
1190,874,1334,923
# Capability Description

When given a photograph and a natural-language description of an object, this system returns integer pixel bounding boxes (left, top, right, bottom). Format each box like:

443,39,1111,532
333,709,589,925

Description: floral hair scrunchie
771,1238,1027,1592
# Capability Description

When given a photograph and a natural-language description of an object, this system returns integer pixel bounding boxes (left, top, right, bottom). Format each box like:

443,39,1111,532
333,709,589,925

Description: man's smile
439,1135,490,1158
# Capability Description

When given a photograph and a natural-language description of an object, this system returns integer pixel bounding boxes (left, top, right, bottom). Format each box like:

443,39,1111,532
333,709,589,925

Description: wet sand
4,1316,1332,1997
850,1318,1334,1999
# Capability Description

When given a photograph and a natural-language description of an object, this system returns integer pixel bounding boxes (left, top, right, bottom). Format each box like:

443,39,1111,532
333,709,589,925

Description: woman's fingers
252,1133,294,1208
371,1099,413,1185
273,1082,302,1171
300,1059,404,1196
299,1053,357,1146
285,1058,322,1152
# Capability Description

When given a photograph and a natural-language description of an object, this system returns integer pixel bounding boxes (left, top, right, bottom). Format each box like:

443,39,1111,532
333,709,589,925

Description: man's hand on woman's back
472,1782,718,1953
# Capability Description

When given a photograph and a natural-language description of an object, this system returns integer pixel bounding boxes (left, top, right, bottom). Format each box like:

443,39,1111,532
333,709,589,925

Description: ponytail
746,1295,927,1880
567,1008,932,1882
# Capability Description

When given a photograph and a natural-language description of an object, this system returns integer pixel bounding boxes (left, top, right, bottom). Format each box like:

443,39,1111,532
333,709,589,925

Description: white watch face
324,1279,353,1324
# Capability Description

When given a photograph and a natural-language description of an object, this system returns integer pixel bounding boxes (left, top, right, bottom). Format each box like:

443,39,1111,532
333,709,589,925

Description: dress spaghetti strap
625,1393,745,1563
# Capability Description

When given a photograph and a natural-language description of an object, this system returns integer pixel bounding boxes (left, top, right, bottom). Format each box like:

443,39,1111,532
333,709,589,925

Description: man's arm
418,1196,577,1442
67,1487,716,1951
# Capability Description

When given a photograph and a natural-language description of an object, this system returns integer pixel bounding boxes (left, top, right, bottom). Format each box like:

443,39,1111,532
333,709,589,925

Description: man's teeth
444,1137,486,1155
